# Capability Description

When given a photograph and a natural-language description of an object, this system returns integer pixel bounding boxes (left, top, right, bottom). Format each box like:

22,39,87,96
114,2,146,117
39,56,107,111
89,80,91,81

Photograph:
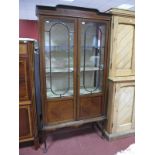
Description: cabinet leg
91,122,96,130
43,141,47,153
34,137,40,150
43,131,47,153
95,122,105,139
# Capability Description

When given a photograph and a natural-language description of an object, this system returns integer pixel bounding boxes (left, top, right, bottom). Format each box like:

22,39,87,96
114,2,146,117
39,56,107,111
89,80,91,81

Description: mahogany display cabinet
36,5,111,150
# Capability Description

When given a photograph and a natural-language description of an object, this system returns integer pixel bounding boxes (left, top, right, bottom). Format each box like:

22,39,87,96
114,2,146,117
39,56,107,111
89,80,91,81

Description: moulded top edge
36,5,105,14
36,5,112,19
106,8,135,17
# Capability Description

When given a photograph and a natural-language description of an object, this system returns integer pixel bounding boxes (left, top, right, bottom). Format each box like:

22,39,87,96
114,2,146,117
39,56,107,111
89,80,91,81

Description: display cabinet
36,5,111,144
19,39,39,148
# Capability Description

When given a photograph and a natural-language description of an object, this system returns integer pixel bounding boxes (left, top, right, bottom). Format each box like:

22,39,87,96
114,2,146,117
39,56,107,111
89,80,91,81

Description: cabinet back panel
46,99,74,124
79,96,102,118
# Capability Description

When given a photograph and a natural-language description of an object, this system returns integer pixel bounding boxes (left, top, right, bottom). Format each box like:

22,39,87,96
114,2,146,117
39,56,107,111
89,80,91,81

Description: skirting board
103,129,135,140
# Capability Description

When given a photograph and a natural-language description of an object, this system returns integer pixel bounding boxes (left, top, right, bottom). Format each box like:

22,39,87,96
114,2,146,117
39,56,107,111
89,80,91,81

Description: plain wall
19,20,38,40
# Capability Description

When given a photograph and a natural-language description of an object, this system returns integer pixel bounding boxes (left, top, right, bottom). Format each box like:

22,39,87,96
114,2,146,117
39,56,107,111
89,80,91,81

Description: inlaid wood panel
113,82,135,132
46,99,74,124
79,96,102,118
19,59,30,101
19,43,27,54
19,105,32,139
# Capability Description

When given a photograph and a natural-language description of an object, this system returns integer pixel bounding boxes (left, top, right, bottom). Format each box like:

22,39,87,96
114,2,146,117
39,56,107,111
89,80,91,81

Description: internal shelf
45,45,104,49
46,67,103,73
46,68,73,73
80,67,103,71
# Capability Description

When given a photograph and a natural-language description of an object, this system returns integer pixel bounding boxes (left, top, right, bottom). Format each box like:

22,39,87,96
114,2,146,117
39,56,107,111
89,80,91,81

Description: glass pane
80,21,106,95
44,19,74,98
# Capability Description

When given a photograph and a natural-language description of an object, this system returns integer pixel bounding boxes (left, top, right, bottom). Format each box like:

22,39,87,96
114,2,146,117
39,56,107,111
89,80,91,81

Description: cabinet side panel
105,81,115,133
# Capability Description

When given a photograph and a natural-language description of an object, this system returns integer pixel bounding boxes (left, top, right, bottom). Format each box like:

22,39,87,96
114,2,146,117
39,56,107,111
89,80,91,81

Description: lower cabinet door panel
79,96,103,119
105,80,135,136
112,82,135,133
19,105,33,140
46,99,74,124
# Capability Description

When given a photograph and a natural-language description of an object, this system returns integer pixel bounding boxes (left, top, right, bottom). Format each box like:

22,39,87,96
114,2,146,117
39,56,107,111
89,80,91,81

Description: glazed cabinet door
77,19,109,119
41,17,77,124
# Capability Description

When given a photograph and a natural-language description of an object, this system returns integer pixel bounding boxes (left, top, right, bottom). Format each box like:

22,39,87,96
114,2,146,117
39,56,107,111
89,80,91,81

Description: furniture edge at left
19,38,39,149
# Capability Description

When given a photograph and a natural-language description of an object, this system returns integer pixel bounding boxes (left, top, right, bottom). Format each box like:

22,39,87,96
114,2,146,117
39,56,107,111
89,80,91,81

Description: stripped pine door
112,82,135,132
110,16,135,77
